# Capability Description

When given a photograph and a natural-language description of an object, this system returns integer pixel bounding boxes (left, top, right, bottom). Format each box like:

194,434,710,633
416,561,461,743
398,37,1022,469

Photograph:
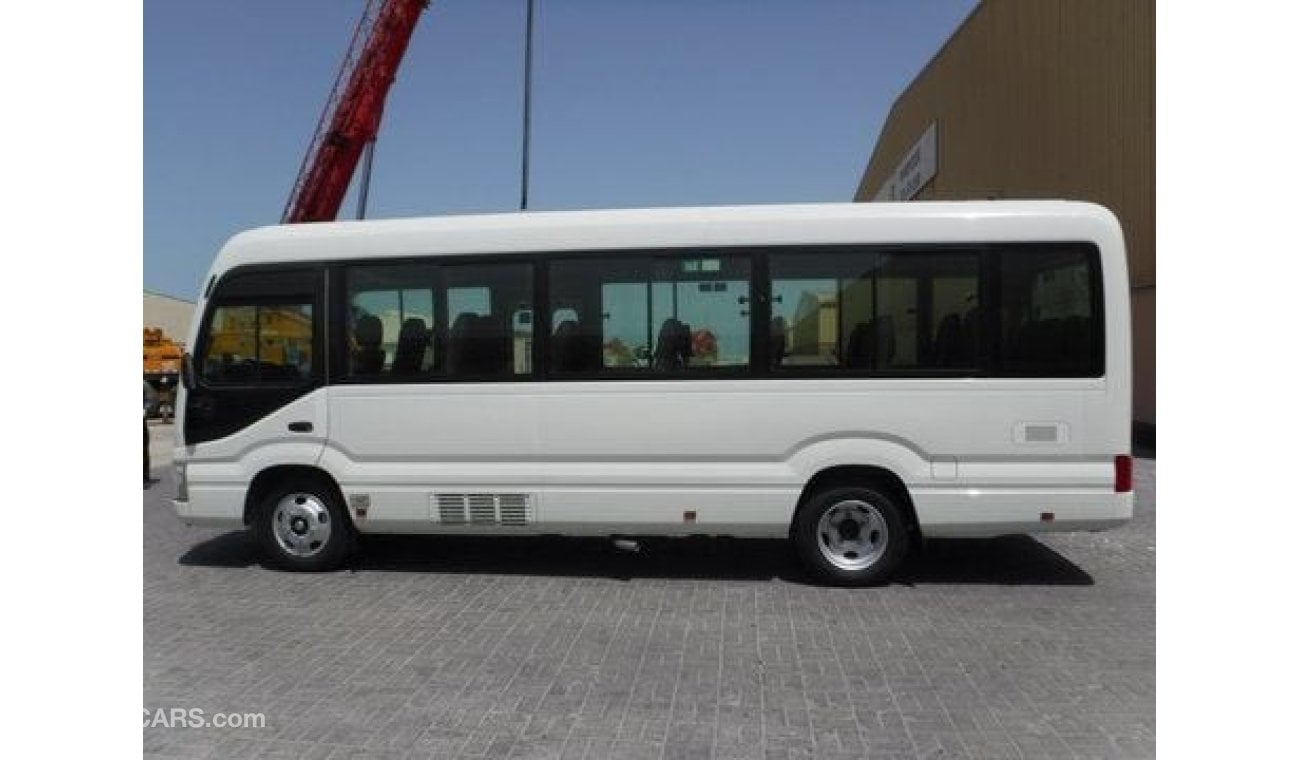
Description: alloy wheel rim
272,493,332,558
816,499,888,571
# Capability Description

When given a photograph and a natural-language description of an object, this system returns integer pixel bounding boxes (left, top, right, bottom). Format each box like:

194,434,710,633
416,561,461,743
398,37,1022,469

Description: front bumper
171,496,244,529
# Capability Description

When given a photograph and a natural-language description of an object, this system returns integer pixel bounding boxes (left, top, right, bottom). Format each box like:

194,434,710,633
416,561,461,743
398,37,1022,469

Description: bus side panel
321,384,542,529
531,380,1123,537
319,377,1128,538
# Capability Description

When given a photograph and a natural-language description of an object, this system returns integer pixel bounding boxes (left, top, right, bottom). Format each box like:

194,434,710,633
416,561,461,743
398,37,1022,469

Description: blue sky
145,0,977,300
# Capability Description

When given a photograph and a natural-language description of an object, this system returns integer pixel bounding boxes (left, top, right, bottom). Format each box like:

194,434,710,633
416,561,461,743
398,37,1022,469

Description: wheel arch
242,464,351,531
790,465,921,541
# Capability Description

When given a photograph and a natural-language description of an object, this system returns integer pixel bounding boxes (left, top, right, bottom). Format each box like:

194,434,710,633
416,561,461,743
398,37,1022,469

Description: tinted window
770,249,981,372
547,253,751,375
347,264,437,377
998,246,1102,377
444,261,533,378
651,256,751,370
201,303,315,384
199,270,317,384
331,245,1100,383
549,257,653,374
343,260,534,381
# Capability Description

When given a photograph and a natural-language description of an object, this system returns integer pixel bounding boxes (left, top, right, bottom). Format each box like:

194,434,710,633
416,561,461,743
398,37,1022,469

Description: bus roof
211,200,1122,274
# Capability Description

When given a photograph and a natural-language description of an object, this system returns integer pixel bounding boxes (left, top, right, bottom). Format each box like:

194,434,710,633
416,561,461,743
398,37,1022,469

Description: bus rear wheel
794,486,909,586
255,477,353,571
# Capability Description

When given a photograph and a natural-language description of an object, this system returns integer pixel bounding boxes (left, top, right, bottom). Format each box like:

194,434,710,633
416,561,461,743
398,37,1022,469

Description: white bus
172,201,1132,585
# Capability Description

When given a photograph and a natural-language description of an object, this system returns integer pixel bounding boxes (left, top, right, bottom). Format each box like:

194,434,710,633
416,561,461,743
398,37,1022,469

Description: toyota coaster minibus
172,201,1133,585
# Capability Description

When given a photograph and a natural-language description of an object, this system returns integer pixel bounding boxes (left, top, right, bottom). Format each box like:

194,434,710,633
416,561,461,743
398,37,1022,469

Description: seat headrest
451,312,476,334
355,314,382,346
399,317,427,339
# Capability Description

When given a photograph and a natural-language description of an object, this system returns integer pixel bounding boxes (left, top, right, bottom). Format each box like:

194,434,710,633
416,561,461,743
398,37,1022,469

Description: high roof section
212,200,1119,271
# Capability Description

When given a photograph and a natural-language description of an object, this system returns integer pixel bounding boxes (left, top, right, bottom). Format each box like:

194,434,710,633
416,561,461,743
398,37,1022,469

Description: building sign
874,122,938,201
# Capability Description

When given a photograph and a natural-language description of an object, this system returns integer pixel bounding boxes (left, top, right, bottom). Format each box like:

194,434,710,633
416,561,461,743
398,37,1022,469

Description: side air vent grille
498,493,528,526
468,494,496,525
435,494,468,525
431,493,533,526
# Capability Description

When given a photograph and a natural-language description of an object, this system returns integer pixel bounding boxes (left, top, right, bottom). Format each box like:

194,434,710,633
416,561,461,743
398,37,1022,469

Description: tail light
1115,455,1133,493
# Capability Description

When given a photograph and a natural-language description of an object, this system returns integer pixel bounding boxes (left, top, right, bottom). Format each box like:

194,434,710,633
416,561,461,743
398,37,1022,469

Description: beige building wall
144,291,196,347
855,0,1155,427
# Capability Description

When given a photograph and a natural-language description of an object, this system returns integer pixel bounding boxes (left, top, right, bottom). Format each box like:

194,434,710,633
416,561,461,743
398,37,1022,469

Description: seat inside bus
352,314,386,374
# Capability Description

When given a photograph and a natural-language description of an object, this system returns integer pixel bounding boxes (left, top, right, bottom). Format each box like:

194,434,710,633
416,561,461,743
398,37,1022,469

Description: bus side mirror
181,352,195,390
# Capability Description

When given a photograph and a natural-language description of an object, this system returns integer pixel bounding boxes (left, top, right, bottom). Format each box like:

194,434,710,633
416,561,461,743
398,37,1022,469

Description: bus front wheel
794,486,909,586
255,477,353,571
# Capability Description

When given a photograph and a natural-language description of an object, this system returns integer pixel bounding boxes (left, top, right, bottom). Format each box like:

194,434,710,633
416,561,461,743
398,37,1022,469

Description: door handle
288,421,313,433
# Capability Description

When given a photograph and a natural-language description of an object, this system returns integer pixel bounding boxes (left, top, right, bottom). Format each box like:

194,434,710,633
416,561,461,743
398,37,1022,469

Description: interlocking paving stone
145,425,1155,758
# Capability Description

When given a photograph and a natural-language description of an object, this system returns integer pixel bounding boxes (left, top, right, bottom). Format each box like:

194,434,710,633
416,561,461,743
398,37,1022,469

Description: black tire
793,485,910,586
254,476,354,571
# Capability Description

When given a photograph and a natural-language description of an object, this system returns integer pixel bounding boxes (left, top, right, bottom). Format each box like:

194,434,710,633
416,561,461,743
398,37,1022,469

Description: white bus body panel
173,201,1132,538
315,377,1129,538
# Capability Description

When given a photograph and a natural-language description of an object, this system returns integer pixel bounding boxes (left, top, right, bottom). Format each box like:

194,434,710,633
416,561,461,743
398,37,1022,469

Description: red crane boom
282,0,428,224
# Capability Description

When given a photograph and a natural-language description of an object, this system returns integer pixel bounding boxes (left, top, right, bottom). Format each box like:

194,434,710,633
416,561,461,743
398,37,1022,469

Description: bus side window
443,262,533,378
770,249,981,374
649,255,751,370
346,263,437,378
201,301,313,384
998,246,1101,377
547,254,751,375
548,257,654,375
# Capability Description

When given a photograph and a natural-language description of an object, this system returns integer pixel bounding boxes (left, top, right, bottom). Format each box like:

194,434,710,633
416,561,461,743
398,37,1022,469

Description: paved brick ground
144,423,1155,759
